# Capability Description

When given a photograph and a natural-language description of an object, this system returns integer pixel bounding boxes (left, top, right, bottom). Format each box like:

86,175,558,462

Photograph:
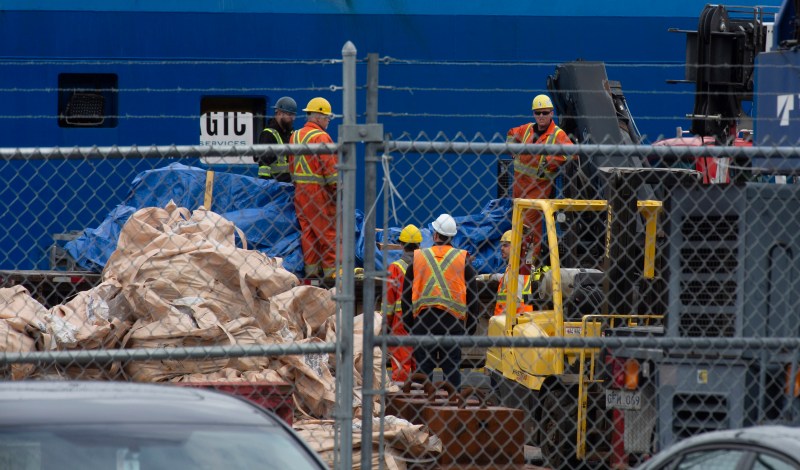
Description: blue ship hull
0,0,782,269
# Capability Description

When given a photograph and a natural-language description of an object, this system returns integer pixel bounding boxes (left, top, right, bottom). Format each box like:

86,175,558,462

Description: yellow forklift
485,168,699,468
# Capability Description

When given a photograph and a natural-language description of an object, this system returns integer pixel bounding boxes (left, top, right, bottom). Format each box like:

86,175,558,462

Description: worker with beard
255,96,297,182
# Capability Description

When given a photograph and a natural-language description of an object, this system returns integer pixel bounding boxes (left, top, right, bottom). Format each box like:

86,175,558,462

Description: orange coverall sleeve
385,263,403,312
311,132,338,188
506,123,531,144
544,128,575,172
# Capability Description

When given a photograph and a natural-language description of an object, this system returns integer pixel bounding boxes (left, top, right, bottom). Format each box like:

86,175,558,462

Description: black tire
540,387,580,470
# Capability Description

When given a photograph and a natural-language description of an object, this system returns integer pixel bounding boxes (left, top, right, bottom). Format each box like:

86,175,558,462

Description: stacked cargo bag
421,388,525,467
0,320,35,379
39,279,134,379
0,285,44,380
101,201,297,381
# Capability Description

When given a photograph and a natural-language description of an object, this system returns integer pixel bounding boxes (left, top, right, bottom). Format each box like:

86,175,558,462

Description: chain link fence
1,42,800,470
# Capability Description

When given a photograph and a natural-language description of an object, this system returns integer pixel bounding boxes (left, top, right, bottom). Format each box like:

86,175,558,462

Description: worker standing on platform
401,214,479,389
506,94,573,259
384,224,421,382
289,97,338,279
255,96,297,182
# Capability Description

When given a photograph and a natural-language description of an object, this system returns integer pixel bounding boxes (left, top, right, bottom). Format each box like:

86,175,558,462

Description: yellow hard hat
399,224,423,244
532,94,554,111
303,97,333,116
500,230,512,243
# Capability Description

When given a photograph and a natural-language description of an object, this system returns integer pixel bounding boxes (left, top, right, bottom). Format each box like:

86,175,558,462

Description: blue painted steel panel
0,0,775,17
0,0,783,269
754,50,800,148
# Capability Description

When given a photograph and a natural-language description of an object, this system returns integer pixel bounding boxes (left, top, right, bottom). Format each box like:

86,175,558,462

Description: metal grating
679,312,737,337
672,393,729,440
679,280,738,307
681,214,740,242
680,247,739,274
64,92,105,126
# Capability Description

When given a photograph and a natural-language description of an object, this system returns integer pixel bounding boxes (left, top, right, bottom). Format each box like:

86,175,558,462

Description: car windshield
0,424,322,470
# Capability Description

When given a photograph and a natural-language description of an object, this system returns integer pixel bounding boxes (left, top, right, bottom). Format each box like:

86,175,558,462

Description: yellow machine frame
489,198,663,460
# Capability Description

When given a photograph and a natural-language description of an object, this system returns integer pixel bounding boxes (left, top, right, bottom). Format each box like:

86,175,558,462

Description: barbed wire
0,86,343,93
0,86,777,98
376,86,791,98
379,57,799,69
1,112,785,124
375,112,751,121
0,58,345,66
3,56,791,70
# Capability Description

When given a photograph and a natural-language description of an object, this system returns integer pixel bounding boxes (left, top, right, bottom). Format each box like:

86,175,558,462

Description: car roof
0,381,283,427
642,425,800,468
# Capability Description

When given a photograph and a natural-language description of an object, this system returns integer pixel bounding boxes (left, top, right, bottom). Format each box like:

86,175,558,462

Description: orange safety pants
294,185,337,277
512,174,553,258
388,316,416,382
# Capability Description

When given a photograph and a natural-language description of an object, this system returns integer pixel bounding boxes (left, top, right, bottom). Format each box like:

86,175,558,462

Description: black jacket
255,118,294,182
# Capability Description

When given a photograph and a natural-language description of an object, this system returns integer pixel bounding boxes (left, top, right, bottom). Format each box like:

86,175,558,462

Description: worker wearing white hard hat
401,213,479,389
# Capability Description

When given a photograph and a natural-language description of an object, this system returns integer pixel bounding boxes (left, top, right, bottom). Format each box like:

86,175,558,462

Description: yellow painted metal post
505,200,524,337
641,203,662,280
542,202,564,376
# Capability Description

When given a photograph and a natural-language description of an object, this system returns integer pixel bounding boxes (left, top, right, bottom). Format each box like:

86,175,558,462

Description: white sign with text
200,111,255,164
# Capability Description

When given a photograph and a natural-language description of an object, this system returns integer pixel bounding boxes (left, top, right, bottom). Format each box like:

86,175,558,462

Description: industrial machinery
486,167,700,469
605,2,800,466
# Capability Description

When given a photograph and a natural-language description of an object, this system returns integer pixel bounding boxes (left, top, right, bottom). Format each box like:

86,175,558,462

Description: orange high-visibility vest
289,127,334,186
509,121,569,180
390,258,409,316
494,272,533,316
411,245,468,320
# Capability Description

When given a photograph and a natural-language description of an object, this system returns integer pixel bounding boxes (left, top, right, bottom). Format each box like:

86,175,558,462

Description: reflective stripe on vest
391,259,409,315
495,272,533,315
411,246,468,320
290,129,327,185
513,124,565,180
532,265,551,282
259,128,289,178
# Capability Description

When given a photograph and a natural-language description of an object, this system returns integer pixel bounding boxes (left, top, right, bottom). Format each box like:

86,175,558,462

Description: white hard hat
431,213,458,237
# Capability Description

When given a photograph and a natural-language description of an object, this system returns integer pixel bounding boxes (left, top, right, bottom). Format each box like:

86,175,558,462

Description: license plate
605,389,641,410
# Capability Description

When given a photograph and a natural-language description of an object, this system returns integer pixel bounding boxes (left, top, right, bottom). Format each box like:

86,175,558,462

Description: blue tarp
356,198,513,273
67,163,513,276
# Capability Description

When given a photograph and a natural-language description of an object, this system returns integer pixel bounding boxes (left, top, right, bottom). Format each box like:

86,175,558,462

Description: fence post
360,52,380,469
335,40,358,470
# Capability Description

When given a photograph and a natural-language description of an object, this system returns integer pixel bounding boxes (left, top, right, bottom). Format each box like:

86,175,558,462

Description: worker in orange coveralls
506,94,573,259
383,224,421,382
289,97,338,279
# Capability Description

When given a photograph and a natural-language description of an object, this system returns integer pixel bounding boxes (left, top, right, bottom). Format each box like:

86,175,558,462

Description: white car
636,425,800,470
